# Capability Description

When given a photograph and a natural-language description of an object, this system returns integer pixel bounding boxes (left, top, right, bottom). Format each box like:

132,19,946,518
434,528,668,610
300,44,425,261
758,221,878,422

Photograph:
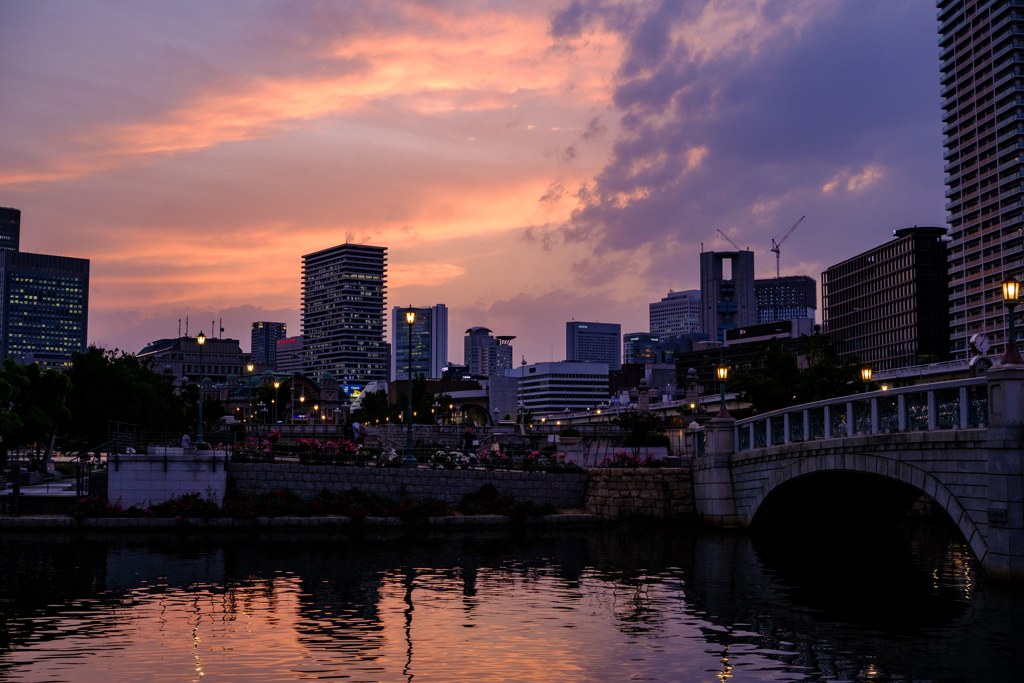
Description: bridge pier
693,414,741,526
984,364,1024,581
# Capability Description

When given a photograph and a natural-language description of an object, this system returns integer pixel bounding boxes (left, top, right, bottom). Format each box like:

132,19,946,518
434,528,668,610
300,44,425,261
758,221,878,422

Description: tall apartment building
0,209,89,367
301,243,387,383
822,226,949,371
938,1,1024,357
511,361,609,415
391,303,448,380
464,327,514,376
566,321,621,370
251,321,286,365
754,275,817,324
0,207,20,252
649,290,701,336
700,250,757,343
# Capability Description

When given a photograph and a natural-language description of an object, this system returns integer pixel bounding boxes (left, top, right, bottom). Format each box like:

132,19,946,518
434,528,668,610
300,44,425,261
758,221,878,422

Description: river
0,518,1020,682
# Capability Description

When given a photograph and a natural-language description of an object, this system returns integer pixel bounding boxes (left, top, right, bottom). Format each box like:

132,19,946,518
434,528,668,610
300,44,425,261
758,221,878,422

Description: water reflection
0,520,1020,682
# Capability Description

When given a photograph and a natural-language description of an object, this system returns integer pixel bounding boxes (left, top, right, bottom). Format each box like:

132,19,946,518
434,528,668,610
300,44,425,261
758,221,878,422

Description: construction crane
716,229,750,252
770,216,806,322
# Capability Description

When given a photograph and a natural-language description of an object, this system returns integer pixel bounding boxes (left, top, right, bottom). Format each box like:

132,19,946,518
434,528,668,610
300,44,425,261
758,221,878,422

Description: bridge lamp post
273,381,281,423
861,367,873,393
196,331,206,445
403,308,417,467
1003,276,1023,363
716,364,729,417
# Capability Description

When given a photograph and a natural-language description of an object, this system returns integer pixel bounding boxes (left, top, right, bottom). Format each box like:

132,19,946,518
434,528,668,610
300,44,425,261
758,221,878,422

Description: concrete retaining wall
108,448,227,507
582,465,694,520
228,463,590,507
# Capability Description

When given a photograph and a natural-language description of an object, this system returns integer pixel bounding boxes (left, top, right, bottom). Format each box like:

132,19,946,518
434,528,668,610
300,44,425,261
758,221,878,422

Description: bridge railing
733,377,989,452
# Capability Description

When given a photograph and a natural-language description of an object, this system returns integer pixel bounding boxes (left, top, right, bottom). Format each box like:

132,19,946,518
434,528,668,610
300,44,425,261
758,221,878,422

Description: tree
0,359,72,453
614,409,670,455
733,335,860,414
64,347,188,449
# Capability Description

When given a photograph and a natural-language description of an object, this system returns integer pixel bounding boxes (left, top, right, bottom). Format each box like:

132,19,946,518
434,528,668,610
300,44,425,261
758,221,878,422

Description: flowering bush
69,496,122,520
599,451,644,468
598,451,667,468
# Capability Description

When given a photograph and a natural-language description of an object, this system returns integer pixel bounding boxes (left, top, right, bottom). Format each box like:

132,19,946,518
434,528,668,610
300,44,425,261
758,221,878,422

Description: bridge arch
744,453,987,564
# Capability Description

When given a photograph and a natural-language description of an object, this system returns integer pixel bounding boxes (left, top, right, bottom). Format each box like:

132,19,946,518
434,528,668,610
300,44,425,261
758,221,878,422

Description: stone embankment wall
582,465,694,520
228,463,589,508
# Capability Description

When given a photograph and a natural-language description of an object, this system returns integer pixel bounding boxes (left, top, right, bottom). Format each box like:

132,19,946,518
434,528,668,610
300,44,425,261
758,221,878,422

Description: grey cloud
555,0,946,282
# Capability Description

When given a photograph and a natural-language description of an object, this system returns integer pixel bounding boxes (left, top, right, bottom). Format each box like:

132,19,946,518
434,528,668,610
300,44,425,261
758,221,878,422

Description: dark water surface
0,519,1020,682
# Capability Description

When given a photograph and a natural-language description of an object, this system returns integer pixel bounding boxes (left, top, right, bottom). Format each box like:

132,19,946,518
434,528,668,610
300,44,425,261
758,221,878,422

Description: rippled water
0,520,1021,682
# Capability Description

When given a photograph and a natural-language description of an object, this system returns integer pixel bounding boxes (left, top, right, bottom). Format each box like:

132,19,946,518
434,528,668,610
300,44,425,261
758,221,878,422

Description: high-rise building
251,321,287,365
301,243,387,383
276,335,305,374
822,226,949,371
0,210,88,367
391,304,448,380
511,361,609,415
938,1,1024,357
700,251,757,343
566,321,621,370
0,207,20,252
649,289,701,336
464,327,514,376
754,276,817,324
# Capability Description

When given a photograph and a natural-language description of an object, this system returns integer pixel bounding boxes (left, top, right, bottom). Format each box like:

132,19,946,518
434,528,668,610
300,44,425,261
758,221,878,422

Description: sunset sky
0,0,945,364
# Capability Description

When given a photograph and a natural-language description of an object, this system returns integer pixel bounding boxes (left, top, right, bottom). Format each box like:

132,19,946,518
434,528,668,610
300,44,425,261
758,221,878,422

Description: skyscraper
822,227,949,371
700,250,756,343
0,208,89,367
391,304,448,380
251,321,287,365
0,206,20,252
301,243,387,383
649,289,701,336
0,251,89,365
938,2,1024,357
566,321,621,370
464,327,514,376
754,275,817,324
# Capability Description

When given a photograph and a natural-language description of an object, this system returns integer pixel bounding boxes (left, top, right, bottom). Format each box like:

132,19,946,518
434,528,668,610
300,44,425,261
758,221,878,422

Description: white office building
510,361,609,415
649,290,701,336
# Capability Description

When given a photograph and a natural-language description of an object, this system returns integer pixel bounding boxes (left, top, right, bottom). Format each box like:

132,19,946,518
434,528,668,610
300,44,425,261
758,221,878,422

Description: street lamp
273,381,280,424
861,366,873,393
404,307,417,467
1003,275,1023,363
247,363,254,423
313,404,319,435
716,364,729,417
196,331,206,445
300,394,305,424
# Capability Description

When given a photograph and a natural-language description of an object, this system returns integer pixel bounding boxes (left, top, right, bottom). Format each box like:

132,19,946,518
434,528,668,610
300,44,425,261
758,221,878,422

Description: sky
0,0,946,365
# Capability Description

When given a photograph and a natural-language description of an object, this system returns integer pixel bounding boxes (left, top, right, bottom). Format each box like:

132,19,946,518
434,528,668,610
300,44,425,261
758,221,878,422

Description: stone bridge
692,364,1024,582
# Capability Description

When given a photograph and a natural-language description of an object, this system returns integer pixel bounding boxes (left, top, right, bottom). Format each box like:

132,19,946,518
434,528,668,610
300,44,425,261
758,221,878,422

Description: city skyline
1,1,946,365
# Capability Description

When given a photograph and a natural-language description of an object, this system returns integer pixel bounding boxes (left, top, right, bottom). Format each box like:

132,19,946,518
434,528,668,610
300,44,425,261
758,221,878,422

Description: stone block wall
582,466,695,520
228,463,589,507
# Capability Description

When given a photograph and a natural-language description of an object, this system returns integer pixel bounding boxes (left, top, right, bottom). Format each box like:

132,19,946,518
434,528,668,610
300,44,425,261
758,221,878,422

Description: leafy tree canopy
732,335,860,414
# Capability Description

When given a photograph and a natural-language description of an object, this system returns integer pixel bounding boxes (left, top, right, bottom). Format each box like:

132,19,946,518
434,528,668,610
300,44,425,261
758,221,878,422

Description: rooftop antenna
186,316,189,336
219,318,224,338
178,319,181,338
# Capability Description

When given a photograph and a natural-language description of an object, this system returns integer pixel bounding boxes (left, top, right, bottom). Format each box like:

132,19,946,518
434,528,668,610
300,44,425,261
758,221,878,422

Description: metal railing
733,377,988,453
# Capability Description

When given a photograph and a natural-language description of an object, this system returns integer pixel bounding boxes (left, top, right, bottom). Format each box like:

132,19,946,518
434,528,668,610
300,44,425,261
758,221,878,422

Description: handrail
734,376,986,427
